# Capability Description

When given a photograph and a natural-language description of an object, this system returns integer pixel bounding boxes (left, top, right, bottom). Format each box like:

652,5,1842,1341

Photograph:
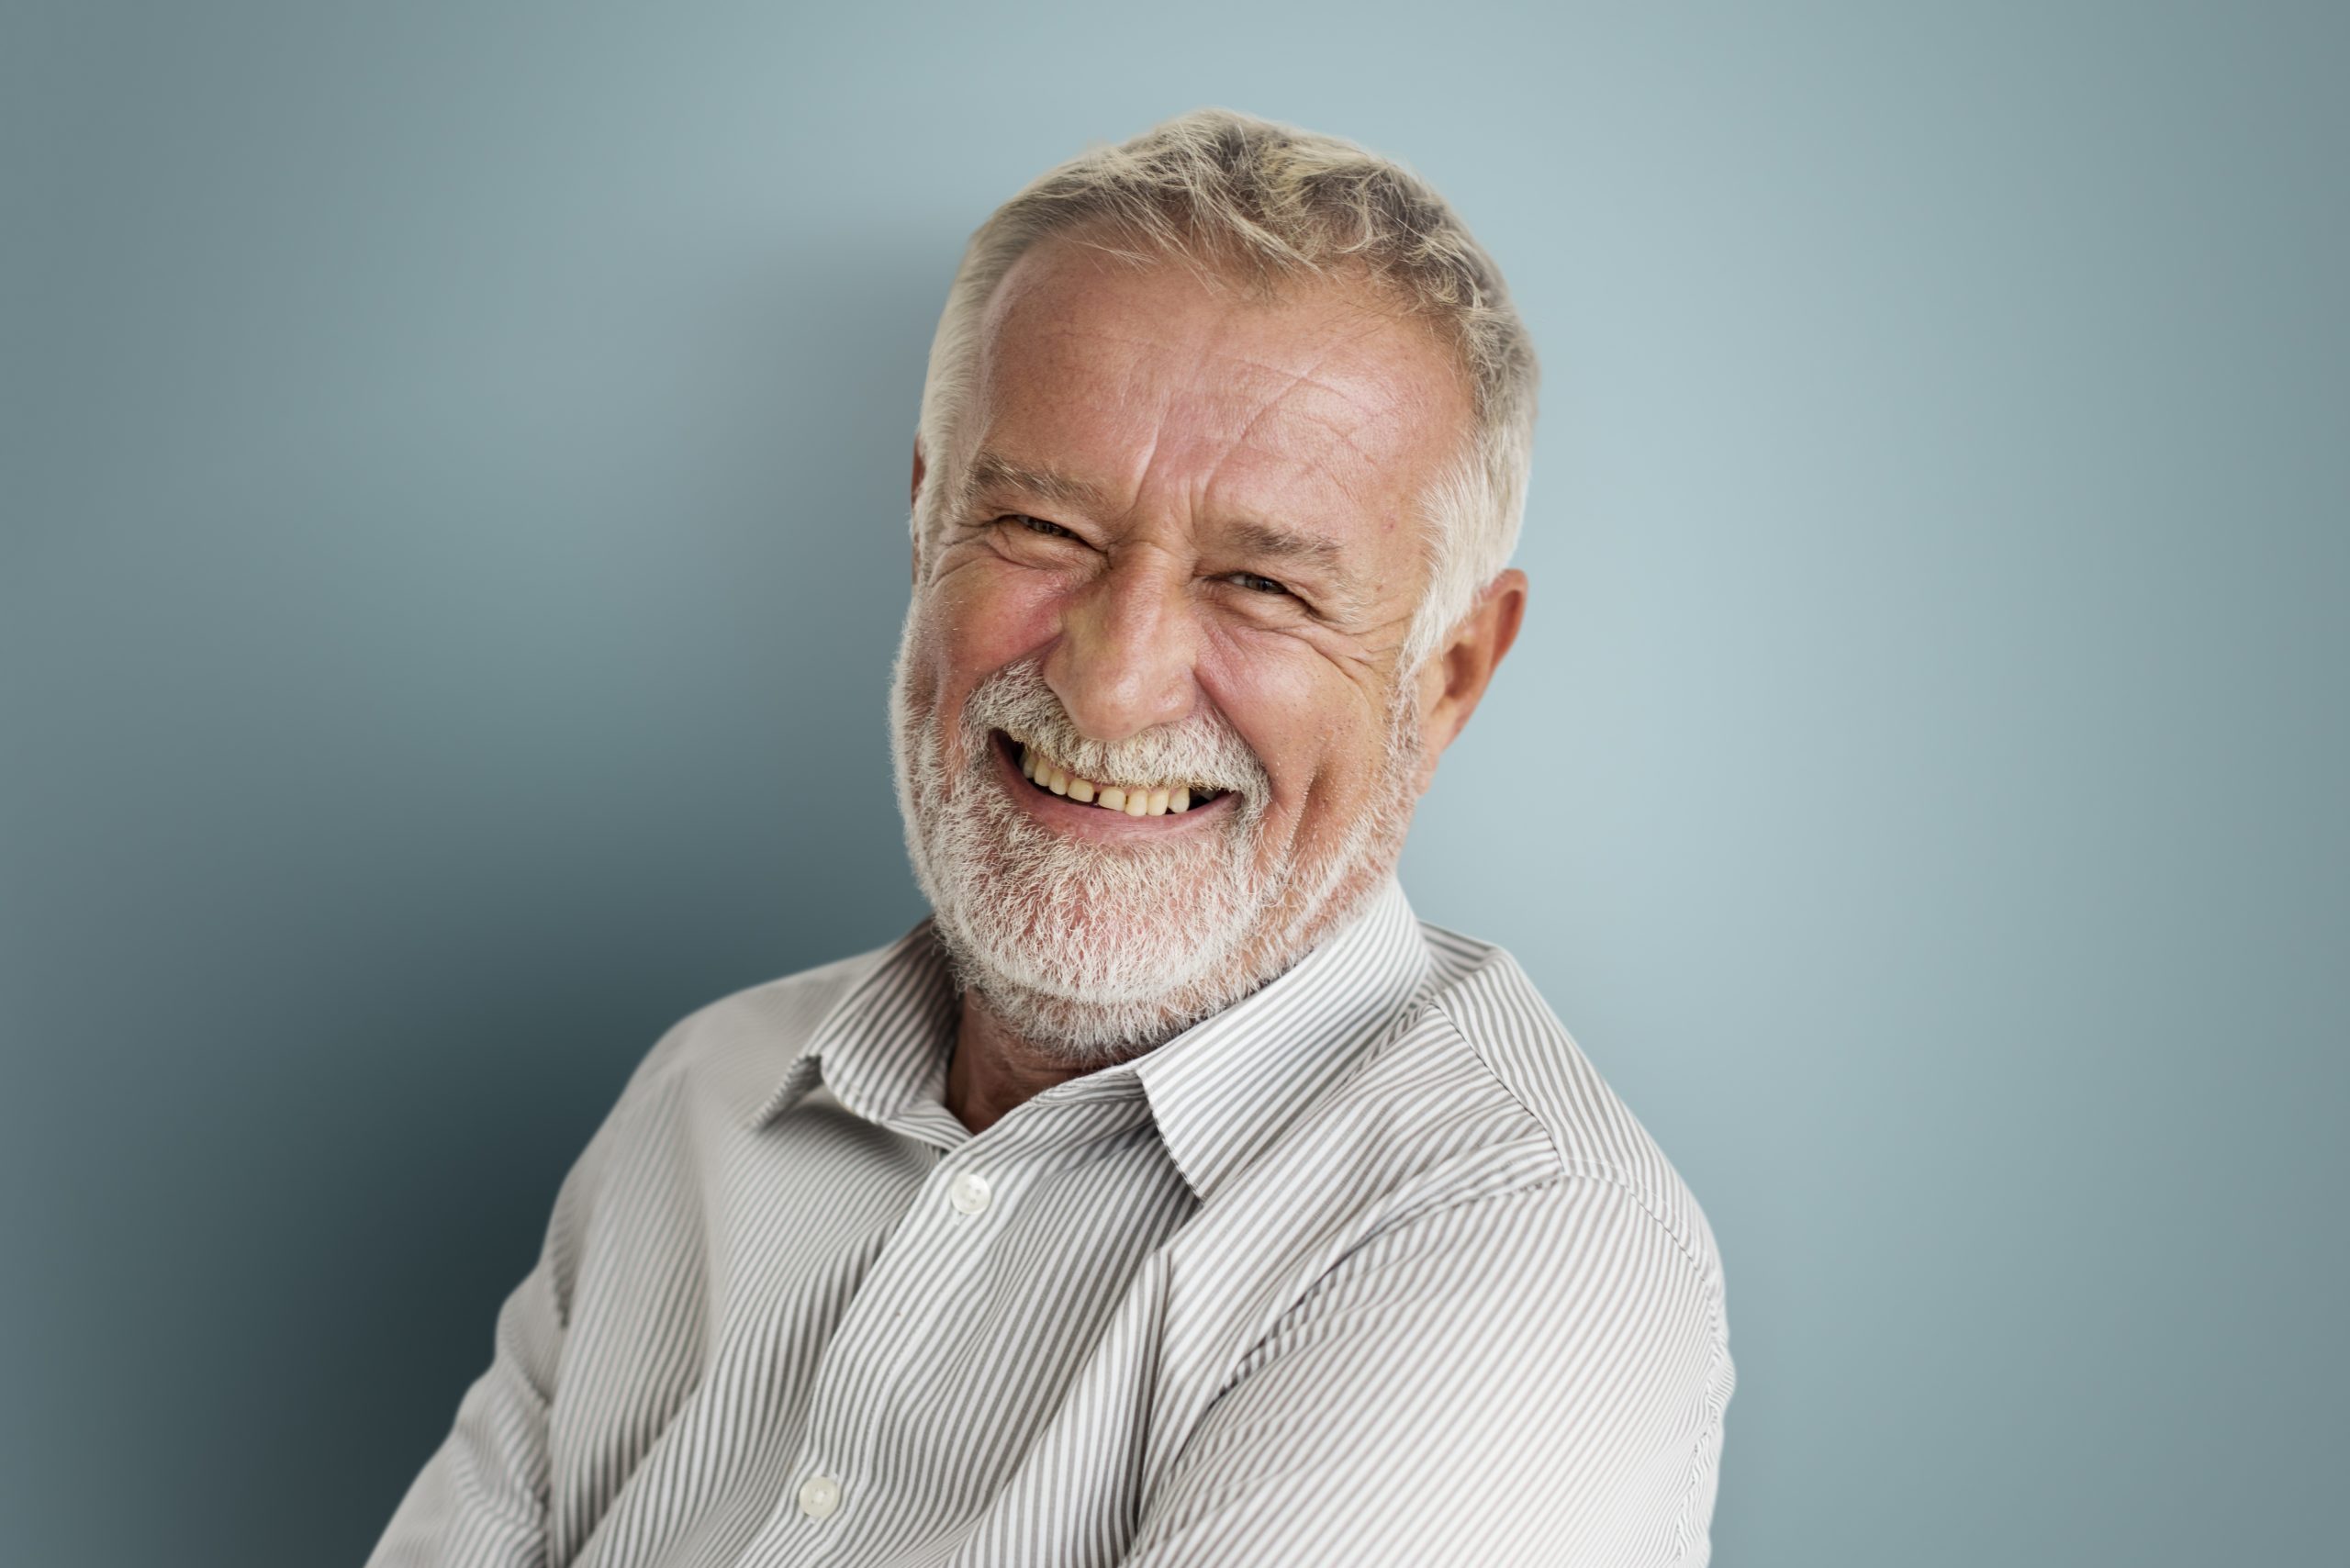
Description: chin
889,630,1421,1059
922,815,1410,1063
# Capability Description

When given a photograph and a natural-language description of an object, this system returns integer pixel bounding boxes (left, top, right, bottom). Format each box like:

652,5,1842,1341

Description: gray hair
913,108,1539,670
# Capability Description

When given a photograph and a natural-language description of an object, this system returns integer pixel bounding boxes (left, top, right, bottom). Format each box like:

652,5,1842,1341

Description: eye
1009,514,1078,540
1228,572,1292,597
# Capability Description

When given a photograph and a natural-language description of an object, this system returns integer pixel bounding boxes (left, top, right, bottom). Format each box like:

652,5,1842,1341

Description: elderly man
372,110,1730,1567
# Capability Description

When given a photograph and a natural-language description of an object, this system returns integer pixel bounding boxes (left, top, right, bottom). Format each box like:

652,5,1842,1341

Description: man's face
891,239,1477,1058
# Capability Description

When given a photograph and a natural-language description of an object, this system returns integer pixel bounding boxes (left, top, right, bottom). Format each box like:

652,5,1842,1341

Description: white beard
889,612,1423,1065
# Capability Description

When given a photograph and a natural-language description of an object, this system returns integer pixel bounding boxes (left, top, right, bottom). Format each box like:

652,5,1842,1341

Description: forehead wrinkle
1196,381,1407,544
1197,290,1434,409
1292,404,1399,476
1004,295,1425,486
1203,329,1419,422
1200,353,1384,504
1188,335,1433,497
1197,351,1402,420
1194,326,1410,426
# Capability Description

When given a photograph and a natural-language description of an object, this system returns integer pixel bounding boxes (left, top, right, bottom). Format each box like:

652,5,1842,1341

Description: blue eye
1233,573,1291,596
1014,515,1076,539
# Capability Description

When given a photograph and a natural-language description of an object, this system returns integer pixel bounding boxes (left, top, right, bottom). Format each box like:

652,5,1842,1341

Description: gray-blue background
5,4,2343,1563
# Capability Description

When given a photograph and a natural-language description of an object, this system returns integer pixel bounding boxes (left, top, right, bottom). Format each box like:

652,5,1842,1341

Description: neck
944,992,1101,1135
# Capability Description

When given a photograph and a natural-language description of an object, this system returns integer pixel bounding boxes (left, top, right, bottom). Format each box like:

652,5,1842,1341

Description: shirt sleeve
1121,1177,1733,1568
364,1241,567,1568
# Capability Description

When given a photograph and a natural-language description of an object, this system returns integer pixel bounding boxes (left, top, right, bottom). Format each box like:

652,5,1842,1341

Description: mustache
960,659,1270,799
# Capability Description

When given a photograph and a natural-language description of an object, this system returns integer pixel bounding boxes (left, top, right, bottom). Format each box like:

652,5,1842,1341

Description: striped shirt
369,878,1732,1567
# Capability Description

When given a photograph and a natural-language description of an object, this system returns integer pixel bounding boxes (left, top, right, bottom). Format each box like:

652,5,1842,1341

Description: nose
1044,551,1199,743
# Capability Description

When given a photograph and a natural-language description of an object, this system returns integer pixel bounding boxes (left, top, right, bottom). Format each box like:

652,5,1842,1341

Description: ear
1410,569,1528,794
909,436,927,586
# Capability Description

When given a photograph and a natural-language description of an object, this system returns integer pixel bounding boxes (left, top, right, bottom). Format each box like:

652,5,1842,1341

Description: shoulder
1249,912,1729,1297
1165,935,1735,1562
533,935,924,1315
1416,920,1723,1282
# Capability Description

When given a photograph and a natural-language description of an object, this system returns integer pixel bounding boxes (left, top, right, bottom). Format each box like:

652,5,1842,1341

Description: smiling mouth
997,731,1230,819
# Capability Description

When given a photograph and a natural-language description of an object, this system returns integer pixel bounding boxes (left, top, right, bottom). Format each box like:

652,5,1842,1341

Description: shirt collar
745,924,963,1139
1128,876,1429,1201
747,877,1432,1199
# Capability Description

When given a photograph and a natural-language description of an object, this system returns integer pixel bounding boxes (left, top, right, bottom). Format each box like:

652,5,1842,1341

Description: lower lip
990,732,1236,841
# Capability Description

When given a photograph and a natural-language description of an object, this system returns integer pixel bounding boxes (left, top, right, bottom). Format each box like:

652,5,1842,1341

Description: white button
797,1473,842,1519
946,1170,992,1215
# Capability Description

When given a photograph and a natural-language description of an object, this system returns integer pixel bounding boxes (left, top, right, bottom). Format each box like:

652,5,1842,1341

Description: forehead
966,239,1472,546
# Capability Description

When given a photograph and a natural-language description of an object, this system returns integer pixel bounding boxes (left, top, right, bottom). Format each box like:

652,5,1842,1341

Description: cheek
928,554,1067,675
912,558,1068,760
1196,637,1382,831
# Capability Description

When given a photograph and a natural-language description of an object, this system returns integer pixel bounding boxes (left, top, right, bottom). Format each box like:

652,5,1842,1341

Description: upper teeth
1019,744,1197,817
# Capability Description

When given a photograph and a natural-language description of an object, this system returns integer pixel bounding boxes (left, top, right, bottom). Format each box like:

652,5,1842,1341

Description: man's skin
890,236,1528,1134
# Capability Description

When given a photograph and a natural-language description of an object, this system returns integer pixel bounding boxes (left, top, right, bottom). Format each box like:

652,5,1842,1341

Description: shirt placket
744,1092,1141,1566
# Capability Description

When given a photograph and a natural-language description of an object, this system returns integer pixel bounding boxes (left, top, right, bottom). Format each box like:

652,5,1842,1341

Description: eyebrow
1223,519,1346,574
959,451,1113,517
